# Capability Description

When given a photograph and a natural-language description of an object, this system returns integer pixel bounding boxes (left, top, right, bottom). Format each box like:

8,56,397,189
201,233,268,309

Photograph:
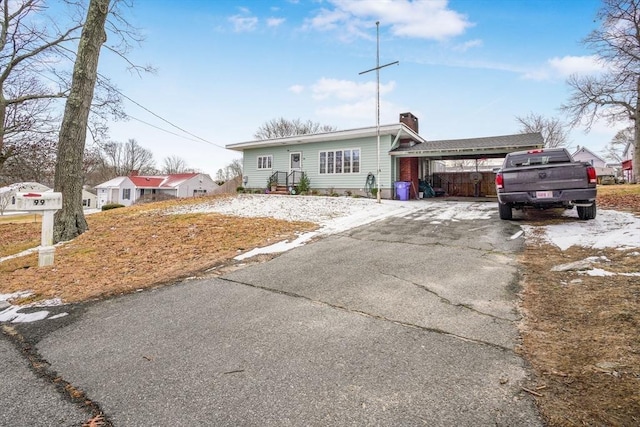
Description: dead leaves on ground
0,198,316,303
519,234,640,426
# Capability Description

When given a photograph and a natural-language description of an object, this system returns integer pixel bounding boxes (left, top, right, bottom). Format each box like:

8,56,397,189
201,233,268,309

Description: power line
96,73,227,150
126,115,205,144
34,58,227,149
105,80,226,149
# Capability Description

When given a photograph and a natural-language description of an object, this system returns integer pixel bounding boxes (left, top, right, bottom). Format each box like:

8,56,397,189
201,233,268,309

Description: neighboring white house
0,182,96,213
94,172,216,209
226,112,544,199
572,146,617,182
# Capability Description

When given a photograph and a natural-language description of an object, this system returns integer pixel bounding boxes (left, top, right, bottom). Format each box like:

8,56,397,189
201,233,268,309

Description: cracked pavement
1,200,542,426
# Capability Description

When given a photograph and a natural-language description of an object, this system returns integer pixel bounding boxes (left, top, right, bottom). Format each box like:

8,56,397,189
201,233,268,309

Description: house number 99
32,199,46,205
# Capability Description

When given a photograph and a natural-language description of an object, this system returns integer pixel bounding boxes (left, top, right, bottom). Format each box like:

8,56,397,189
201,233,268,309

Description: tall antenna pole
359,21,398,203
376,21,380,203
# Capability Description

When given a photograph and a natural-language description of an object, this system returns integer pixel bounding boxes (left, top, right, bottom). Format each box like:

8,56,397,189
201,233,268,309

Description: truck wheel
498,202,512,220
577,202,597,220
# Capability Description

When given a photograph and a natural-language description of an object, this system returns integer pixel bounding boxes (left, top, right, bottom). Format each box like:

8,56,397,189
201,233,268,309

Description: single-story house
0,182,96,213
571,146,617,183
94,172,216,209
226,112,544,199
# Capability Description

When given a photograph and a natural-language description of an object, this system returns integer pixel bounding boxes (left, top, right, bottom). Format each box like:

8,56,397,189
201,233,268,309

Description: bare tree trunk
635,77,640,184
54,0,110,242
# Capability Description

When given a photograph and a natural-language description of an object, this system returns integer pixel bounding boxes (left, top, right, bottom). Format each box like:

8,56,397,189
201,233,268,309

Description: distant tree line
0,137,195,188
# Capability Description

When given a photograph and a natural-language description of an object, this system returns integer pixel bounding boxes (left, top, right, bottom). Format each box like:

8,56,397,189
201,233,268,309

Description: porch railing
270,170,303,187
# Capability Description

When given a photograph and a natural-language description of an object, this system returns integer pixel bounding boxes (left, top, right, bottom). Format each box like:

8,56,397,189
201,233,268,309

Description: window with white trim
319,148,360,174
257,155,273,170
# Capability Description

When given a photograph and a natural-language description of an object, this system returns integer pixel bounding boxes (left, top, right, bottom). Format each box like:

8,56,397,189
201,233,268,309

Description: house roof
96,173,201,190
0,182,51,194
94,176,130,188
572,146,607,164
225,123,424,151
390,132,544,160
130,173,199,188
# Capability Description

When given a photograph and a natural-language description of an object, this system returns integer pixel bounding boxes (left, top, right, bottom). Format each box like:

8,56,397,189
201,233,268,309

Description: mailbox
15,192,63,211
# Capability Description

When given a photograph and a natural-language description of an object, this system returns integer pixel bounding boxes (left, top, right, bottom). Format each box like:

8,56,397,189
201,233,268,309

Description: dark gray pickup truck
495,147,598,220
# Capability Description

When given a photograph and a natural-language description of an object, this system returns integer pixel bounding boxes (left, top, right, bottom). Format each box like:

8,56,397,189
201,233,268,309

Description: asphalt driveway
2,201,542,426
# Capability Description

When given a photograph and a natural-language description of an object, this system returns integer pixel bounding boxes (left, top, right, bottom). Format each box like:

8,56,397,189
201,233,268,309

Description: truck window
507,151,570,167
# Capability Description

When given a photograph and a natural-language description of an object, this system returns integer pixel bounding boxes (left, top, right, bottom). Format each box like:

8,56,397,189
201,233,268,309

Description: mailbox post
15,192,63,267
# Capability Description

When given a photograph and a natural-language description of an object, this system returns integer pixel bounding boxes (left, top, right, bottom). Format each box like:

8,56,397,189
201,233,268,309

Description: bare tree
215,158,243,183
227,158,243,178
0,137,57,185
603,126,633,162
561,0,640,182
0,188,11,215
53,0,110,242
254,118,337,140
516,113,569,148
0,0,82,173
161,155,188,174
121,138,155,174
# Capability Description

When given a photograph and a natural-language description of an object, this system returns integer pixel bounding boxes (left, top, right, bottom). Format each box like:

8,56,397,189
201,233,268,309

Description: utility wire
126,115,203,144
34,52,226,150
97,73,228,150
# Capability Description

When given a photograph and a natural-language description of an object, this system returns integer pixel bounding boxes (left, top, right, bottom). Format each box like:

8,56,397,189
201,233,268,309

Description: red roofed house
94,172,216,209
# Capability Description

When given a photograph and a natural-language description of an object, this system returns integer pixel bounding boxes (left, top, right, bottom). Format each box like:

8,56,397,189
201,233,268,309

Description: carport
390,132,544,198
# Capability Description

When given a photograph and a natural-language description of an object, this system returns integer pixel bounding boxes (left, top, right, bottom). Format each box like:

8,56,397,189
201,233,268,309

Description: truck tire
498,202,512,220
577,202,597,220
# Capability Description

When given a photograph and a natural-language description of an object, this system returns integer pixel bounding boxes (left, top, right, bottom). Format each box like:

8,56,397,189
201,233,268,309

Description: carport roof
390,132,544,160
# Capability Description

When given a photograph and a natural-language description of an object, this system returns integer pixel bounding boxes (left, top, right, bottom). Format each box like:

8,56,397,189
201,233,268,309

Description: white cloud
522,55,606,81
548,55,605,77
229,14,259,32
311,78,396,101
267,17,285,27
289,84,305,94
306,0,473,41
453,39,483,52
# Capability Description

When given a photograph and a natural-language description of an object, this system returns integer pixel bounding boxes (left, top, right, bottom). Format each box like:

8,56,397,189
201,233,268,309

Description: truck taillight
495,173,504,189
586,166,597,184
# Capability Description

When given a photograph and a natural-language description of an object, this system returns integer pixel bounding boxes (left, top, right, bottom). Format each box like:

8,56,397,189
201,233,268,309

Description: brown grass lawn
1,185,639,425
0,195,316,303
518,184,640,426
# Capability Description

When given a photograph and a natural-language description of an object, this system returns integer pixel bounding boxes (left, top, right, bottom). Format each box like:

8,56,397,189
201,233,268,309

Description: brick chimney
129,170,139,177
399,112,418,133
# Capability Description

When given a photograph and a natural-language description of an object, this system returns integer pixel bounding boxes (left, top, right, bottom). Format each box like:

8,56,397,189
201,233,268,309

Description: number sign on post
15,192,63,267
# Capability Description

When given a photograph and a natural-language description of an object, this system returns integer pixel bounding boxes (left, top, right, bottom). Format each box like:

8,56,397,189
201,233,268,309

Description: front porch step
269,185,290,195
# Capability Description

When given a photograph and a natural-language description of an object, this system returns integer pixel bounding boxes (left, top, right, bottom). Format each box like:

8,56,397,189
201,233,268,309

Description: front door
290,152,302,185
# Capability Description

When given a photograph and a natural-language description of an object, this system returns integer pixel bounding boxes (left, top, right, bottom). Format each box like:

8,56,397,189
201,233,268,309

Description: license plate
536,191,553,199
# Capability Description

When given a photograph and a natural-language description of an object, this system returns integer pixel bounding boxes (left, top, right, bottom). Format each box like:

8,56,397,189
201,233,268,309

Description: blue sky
101,0,614,177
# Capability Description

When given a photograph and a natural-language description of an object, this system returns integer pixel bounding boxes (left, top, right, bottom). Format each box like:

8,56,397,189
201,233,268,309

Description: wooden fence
431,172,497,197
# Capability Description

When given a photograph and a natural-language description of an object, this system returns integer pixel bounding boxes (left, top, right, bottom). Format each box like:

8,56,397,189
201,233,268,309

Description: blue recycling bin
395,181,410,201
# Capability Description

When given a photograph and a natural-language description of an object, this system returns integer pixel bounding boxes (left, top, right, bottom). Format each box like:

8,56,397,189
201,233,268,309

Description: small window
257,155,273,170
123,189,131,200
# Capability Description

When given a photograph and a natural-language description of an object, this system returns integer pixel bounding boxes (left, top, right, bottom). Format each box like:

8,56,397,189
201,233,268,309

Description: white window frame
257,155,273,170
319,148,360,174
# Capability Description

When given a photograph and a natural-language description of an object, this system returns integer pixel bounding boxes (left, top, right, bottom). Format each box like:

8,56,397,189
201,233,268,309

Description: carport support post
39,210,56,267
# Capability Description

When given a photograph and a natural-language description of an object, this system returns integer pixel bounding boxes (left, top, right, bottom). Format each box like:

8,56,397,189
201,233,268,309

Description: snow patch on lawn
521,209,640,251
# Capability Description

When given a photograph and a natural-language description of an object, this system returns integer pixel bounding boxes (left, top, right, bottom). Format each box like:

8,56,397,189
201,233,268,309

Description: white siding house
94,173,216,209
572,146,617,181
